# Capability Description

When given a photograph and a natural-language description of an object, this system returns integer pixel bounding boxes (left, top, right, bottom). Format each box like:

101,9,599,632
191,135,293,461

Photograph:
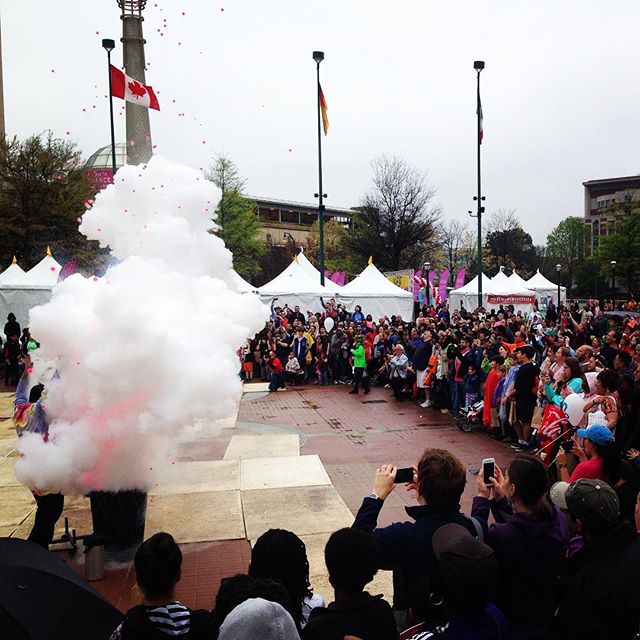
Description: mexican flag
110,65,160,111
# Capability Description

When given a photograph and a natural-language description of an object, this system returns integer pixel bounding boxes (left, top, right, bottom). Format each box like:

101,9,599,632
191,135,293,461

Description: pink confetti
92,277,98,282
76,361,80,365
66,131,71,135
77,217,82,223
96,228,101,232
51,69,55,73
50,266,56,272
27,368,33,375
144,135,150,141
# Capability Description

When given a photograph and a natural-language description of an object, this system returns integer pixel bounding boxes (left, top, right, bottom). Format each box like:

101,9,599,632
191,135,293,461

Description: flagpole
473,60,485,310
313,51,325,286
102,39,117,177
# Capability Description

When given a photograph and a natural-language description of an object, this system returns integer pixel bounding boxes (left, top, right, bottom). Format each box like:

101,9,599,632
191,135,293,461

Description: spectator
351,449,478,627
582,369,620,430
302,528,398,640
387,344,409,401
218,598,299,640
473,455,569,639
463,362,480,408
110,532,212,640
400,524,507,640
285,353,304,385
556,424,621,485
267,350,285,392
212,573,295,634
511,345,540,451
249,528,324,630
4,312,20,342
350,334,370,395
552,479,640,639
600,331,619,369
4,334,21,386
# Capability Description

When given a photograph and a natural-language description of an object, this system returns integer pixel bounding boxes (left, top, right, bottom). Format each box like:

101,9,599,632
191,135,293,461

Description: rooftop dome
84,143,128,171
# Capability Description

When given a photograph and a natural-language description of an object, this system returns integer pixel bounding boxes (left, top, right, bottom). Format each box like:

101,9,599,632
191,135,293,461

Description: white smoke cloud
15,156,269,494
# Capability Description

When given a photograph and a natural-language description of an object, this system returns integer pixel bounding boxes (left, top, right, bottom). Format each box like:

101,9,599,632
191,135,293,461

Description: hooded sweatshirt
217,598,299,640
471,496,570,640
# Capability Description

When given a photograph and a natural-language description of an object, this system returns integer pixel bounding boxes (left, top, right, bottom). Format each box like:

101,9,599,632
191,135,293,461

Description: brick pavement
239,382,516,523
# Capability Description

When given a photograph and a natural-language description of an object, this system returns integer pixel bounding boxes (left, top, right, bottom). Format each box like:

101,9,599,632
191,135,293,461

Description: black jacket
554,521,640,640
412,340,432,371
302,592,398,640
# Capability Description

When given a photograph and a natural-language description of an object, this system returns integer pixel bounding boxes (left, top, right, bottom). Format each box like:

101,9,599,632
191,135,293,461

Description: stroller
456,400,485,433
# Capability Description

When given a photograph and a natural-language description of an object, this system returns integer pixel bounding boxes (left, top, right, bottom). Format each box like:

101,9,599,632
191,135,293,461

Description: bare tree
485,208,520,236
345,154,441,270
438,219,470,282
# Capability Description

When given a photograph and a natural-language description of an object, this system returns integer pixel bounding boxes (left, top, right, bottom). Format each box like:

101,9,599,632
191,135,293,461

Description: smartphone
482,458,495,486
394,467,414,484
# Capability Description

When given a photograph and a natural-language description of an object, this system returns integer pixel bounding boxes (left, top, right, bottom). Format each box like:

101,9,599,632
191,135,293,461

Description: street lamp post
102,39,117,177
473,60,485,309
423,262,431,308
312,51,326,286
556,264,561,310
611,260,617,308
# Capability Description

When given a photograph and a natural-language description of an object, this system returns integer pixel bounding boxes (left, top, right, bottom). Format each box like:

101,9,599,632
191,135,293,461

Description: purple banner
454,268,466,290
412,269,422,301
438,269,450,302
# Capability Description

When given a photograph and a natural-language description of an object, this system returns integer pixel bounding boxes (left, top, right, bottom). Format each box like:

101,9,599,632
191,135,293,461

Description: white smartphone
482,458,495,486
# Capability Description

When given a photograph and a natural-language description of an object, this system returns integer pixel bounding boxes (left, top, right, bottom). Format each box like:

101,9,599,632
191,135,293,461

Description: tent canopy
526,269,566,304
228,270,256,293
19,254,62,288
337,262,413,319
341,263,412,297
258,257,338,312
508,270,530,289
0,260,26,287
295,249,332,286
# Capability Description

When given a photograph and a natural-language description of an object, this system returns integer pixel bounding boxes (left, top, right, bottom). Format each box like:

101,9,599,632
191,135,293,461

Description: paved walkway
239,382,515,523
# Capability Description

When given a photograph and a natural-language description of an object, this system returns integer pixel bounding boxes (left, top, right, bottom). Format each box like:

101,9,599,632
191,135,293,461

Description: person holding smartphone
473,455,569,639
351,449,476,628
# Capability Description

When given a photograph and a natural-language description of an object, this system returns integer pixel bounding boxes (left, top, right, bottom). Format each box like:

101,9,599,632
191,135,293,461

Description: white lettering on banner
487,295,535,305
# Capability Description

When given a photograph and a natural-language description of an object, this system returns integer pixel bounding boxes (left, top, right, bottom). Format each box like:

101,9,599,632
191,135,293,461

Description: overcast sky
3,0,640,244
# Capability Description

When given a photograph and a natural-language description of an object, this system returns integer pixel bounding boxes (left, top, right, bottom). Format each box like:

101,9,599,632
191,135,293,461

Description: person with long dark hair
473,455,569,639
249,528,324,629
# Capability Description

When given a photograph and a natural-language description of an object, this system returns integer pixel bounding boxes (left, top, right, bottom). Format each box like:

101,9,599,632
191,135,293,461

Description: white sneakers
419,400,431,408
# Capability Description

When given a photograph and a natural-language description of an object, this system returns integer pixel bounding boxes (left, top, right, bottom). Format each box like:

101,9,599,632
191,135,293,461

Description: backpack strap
468,515,485,543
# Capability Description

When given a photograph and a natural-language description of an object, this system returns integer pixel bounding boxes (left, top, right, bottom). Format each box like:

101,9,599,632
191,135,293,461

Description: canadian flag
110,65,160,111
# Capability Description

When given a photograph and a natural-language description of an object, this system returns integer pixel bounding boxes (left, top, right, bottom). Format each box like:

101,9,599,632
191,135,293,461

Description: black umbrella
0,537,123,640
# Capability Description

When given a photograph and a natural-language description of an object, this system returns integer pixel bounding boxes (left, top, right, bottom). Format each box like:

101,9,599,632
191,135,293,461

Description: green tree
206,153,266,278
599,195,640,296
545,216,590,288
0,132,109,273
482,210,538,275
343,154,441,271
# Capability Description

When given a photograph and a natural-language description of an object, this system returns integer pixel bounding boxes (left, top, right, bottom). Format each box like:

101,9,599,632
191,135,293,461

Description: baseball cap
576,424,614,446
550,479,619,530
432,523,499,601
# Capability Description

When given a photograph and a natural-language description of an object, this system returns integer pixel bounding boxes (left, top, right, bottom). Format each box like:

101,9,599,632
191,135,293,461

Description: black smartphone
394,467,414,484
482,458,495,485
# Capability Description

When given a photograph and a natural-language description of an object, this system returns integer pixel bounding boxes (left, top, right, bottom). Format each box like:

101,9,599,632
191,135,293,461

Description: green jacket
351,343,366,369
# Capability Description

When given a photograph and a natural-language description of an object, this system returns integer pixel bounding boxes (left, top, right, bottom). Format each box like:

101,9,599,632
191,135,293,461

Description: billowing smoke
15,156,268,494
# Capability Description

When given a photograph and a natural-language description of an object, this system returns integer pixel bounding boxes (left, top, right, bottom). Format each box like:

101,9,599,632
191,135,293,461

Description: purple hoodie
472,496,570,640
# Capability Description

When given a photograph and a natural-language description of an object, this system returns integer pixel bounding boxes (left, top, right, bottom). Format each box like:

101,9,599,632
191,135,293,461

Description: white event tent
508,270,530,289
258,256,338,313
228,269,257,293
0,250,63,328
337,262,413,320
448,273,492,311
487,270,536,313
526,270,566,305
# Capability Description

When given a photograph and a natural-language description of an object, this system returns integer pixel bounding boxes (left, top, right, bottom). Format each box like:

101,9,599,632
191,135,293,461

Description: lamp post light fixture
101,38,117,177
423,261,431,308
473,60,485,310
611,260,617,307
556,263,561,309
312,50,327,285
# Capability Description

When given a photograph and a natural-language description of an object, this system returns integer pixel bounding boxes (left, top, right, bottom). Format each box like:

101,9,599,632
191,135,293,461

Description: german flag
319,84,329,135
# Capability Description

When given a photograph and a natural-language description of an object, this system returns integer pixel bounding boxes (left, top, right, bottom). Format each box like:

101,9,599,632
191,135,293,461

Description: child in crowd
316,348,330,386
111,532,211,640
302,528,398,640
463,363,480,408
285,352,304,385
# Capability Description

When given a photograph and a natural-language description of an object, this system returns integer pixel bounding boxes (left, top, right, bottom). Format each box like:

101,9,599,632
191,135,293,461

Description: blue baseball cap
576,424,614,445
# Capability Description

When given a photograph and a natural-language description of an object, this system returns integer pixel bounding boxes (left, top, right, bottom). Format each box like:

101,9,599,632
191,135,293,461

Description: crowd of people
111,446,640,639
